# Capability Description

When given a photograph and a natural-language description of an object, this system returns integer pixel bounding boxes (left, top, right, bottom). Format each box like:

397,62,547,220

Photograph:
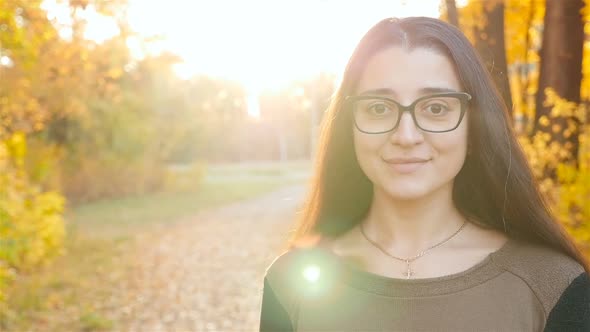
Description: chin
379,183,432,201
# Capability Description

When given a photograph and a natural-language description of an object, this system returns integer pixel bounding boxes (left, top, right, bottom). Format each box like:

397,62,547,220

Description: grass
2,233,125,331
67,160,310,236
1,161,309,331
69,177,301,237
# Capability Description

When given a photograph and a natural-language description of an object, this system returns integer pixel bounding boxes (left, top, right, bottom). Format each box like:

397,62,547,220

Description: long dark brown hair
287,17,589,272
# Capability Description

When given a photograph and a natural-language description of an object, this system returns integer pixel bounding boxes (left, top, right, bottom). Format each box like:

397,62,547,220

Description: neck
361,186,467,257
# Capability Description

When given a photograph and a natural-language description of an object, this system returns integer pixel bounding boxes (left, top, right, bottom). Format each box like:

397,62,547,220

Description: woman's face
352,46,468,201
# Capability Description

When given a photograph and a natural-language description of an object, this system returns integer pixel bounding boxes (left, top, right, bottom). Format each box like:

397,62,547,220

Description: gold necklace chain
359,221,467,279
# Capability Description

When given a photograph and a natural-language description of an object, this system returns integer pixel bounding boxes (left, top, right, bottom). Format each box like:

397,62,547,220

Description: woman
259,17,589,331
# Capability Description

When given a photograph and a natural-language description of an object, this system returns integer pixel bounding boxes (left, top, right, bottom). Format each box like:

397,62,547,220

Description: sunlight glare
303,265,321,283
42,0,119,43
247,91,261,119
41,0,72,40
126,36,146,60
79,7,120,43
0,56,13,67
456,0,469,8
126,0,442,92
173,62,193,81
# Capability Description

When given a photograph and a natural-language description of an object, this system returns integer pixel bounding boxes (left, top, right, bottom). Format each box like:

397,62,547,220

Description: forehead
355,46,463,99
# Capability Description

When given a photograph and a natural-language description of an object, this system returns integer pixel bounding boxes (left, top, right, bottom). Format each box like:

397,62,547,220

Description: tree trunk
534,0,583,165
445,0,460,28
474,1,513,115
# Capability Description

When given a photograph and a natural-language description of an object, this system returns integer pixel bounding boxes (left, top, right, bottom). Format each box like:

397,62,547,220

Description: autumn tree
534,0,584,165
473,0,513,113
0,0,67,303
0,0,56,138
445,0,459,28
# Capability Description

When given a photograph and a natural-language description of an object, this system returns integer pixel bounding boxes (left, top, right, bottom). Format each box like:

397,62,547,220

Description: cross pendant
404,260,413,279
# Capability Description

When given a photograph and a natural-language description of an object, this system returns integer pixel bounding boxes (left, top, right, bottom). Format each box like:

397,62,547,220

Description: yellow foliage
0,133,66,302
24,138,65,192
459,0,545,123
457,1,485,42
519,89,590,251
504,0,544,65
505,0,544,124
555,159,590,245
543,89,581,119
581,0,590,101
464,0,590,249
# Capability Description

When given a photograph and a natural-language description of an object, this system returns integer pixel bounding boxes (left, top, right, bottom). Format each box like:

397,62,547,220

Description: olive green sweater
259,238,589,331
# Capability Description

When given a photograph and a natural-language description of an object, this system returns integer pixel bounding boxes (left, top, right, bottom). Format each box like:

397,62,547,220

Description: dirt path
112,185,306,331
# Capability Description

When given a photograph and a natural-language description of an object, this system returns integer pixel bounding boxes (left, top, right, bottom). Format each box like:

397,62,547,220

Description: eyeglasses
345,92,472,134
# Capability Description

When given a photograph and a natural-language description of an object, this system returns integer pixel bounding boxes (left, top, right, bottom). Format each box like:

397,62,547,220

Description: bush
554,130,590,252
0,133,66,302
61,155,166,204
518,89,590,253
163,161,207,193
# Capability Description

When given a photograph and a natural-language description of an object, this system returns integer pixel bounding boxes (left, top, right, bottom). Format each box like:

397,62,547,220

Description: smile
382,157,430,174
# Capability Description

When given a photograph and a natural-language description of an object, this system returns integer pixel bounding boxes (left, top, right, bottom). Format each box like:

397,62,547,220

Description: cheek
353,130,366,166
353,130,383,161
353,130,388,182
434,128,468,165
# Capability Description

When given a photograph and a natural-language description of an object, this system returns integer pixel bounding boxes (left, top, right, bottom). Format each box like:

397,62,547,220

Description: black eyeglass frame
344,92,472,134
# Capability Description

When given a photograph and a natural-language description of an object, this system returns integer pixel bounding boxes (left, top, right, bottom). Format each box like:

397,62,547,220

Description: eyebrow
358,87,460,96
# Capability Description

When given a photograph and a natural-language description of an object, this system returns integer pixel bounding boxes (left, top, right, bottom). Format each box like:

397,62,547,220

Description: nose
389,112,424,146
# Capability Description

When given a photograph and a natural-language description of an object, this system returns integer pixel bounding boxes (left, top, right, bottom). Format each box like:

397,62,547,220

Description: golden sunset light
130,0,443,118
125,0,442,89
41,0,443,117
141,1,438,87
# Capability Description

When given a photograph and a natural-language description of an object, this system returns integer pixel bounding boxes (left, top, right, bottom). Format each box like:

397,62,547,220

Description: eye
423,102,449,115
366,102,392,116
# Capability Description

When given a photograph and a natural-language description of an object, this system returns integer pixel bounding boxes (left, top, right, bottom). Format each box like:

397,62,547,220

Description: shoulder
490,239,587,319
544,272,590,331
264,249,303,288
264,244,338,282
491,239,584,280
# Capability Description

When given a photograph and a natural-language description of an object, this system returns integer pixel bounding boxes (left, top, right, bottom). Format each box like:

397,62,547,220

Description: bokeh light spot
303,265,321,283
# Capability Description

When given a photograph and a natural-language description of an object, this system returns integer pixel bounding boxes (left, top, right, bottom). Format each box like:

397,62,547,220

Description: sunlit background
42,0,452,117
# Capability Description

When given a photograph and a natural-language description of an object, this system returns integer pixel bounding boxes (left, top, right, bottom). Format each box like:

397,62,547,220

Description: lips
382,157,430,174
384,157,430,164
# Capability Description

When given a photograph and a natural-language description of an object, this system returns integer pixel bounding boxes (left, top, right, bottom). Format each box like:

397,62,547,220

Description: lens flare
303,265,321,283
